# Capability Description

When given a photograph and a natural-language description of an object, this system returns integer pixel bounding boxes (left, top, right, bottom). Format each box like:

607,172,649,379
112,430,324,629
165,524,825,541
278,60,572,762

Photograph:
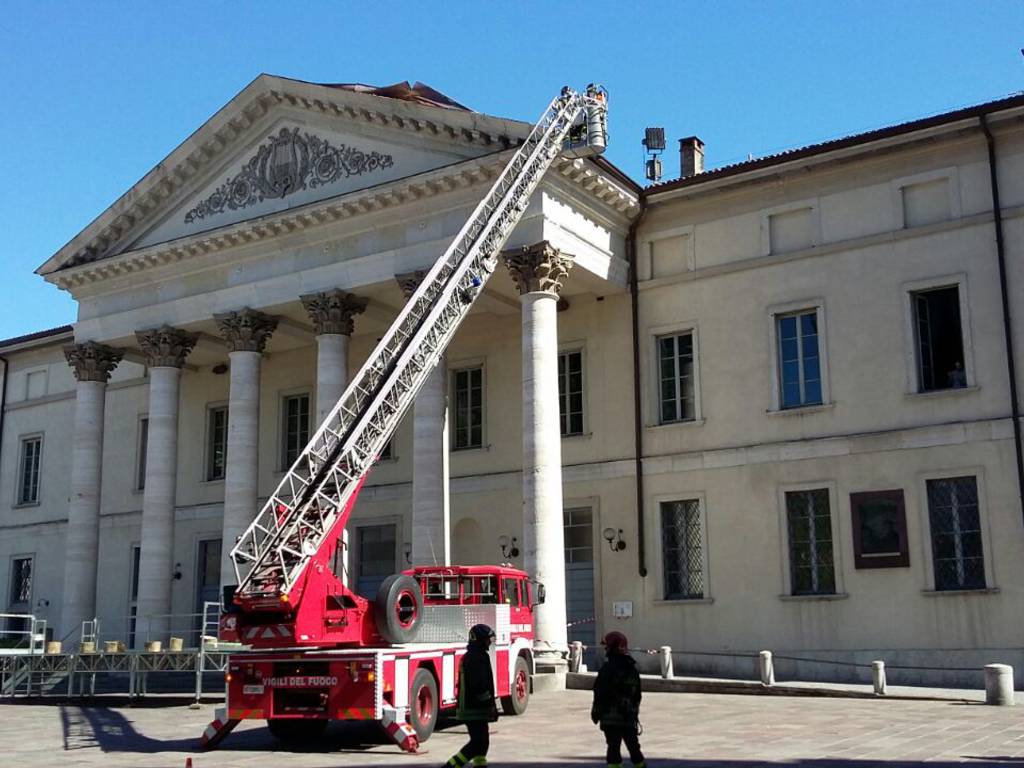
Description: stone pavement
3,688,1024,767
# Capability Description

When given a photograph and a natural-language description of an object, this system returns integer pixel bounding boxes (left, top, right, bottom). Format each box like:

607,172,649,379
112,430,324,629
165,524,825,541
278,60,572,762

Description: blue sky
1,1,1021,340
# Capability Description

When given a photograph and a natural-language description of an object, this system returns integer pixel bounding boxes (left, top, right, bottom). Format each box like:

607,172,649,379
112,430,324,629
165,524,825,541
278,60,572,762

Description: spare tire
374,574,424,644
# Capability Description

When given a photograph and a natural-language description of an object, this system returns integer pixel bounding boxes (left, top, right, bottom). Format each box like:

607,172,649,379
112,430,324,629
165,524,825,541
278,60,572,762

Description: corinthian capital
135,325,198,368
395,270,427,300
503,241,573,296
214,308,278,353
64,342,124,383
300,289,368,336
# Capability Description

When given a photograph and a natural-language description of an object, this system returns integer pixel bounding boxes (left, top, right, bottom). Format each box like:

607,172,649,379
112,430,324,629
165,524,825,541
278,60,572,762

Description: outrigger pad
199,706,240,750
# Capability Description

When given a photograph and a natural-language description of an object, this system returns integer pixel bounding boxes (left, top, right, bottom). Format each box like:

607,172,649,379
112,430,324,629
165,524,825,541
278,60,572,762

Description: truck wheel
266,718,328,744
408,668,439,742
374,574,423,644
501,655,530,715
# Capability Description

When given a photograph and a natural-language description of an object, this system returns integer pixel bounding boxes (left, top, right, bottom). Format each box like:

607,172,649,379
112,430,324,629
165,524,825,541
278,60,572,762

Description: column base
533,642,569,691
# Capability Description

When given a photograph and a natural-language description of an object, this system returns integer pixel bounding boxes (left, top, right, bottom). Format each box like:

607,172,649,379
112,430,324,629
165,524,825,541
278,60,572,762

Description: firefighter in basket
445,623,499,767
591,631,647,768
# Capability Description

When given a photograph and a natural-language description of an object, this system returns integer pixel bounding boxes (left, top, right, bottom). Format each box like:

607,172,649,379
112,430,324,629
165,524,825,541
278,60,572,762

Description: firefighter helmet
601,630,629,654
469,623,496,647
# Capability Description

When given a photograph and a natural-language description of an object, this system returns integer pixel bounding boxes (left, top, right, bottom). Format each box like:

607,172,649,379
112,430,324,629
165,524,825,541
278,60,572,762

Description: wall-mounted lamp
602,527,627,552
403,542,412,564
498,534,520,559
172,562,183,581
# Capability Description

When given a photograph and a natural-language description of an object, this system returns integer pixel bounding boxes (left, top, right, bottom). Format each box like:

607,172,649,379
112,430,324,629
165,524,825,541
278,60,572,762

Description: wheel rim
515,668,528,702
395,589,418,629
416,683,434,725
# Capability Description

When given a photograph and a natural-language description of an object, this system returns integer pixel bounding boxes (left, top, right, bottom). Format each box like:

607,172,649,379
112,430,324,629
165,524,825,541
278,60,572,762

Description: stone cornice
38,75,531,277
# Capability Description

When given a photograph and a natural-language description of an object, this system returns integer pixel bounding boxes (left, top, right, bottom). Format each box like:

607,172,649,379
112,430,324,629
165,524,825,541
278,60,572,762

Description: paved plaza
2,689,1024,768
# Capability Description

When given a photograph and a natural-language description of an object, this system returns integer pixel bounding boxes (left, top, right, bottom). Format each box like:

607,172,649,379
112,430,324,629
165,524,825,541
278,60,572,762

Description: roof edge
0,325,75,353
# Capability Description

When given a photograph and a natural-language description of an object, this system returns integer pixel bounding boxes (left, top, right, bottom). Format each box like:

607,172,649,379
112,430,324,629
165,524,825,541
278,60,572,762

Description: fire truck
200,84,609,753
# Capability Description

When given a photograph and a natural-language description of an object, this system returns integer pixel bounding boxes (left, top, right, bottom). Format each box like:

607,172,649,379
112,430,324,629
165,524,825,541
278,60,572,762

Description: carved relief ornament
64,342,124,383
214,308,278,353
300,290,368,336
135,326,198,368
185,127,395,224
503,241,574,296
395,270,427,300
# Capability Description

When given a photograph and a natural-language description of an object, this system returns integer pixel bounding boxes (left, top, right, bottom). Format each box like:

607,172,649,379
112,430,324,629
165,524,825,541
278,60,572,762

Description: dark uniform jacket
591,652,642,730
456,643,498,722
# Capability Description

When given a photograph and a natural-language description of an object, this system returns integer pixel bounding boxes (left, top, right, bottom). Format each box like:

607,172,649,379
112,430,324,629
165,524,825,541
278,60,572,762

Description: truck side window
502,578,521,607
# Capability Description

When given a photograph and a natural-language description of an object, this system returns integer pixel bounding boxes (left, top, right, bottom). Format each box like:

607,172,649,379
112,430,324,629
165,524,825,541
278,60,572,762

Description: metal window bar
230,88,605,598
786,489,835,595
660,500,703,599
927,476,985,590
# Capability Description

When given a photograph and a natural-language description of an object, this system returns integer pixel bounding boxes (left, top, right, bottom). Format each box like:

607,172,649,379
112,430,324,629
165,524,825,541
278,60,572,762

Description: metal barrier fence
0,613,47,654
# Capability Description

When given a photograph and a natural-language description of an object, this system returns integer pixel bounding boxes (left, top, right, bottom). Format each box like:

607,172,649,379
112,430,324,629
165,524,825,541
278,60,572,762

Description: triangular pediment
132,115,469,249
38,74,529,275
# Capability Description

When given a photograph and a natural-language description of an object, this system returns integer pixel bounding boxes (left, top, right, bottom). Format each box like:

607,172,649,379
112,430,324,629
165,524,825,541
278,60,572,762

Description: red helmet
601,631,628,654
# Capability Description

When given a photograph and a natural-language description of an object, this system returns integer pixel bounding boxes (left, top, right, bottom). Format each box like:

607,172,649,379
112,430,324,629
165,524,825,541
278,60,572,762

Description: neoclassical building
2,76,1023,685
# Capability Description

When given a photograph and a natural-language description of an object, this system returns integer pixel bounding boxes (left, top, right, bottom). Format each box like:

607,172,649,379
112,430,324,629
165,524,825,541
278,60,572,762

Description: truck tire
408,667,439,742
500,655,530,715
374,574,424,644
266,718,328,744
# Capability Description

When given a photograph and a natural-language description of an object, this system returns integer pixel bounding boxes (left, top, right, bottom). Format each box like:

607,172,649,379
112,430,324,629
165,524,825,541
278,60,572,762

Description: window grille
17,437,41,505
777,310,822,408
9,557,32,605
558,350,584,436
785,489,836,595
206,406,228,481
453,367,483,449
281,394,310,469
658,333,695,424
660,499,704,599
927,476,985,590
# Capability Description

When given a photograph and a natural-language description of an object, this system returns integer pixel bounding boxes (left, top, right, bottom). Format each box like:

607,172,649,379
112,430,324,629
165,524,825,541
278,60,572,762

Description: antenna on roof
642,127,666,182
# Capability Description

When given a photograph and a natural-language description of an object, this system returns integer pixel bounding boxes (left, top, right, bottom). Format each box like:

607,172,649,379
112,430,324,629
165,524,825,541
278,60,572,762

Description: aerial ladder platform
204,84,609,752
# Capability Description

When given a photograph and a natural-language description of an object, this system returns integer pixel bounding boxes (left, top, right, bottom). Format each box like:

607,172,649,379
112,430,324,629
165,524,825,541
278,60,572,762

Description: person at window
445,624,498,767
591,631,646,768
947,361,967,388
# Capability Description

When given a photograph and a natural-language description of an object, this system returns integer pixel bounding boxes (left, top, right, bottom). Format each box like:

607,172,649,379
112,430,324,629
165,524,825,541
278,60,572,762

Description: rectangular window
281,394,310,469
128,545,140,648
136,417,149,491
563,507,594,564
658,332,695,424
785,489,836,595
8,557,32,606
558,350,584,437
777,311,822,408
17,437,42,505
927,476,985,591
660,499,704,599
206,406,228,481
912,286,966,392
453,367,483,450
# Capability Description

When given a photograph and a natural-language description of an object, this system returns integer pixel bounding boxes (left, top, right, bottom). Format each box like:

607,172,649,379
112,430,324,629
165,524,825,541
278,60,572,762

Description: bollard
985,664,1015,706
759,650,775,686
568,641,583,673
659,646,674,679
871,660,886,695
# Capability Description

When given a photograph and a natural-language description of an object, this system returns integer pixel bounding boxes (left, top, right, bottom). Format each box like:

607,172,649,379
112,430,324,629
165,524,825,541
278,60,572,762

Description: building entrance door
195,539,221,646
563,507,596,666
356,524,397,599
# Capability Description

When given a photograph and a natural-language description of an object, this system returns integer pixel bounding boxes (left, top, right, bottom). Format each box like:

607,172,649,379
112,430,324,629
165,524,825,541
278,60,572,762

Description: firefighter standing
445,623,498,767
591,631,647,768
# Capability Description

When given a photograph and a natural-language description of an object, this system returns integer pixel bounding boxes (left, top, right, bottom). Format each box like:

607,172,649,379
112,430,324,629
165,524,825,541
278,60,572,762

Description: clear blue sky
1,1,1021,340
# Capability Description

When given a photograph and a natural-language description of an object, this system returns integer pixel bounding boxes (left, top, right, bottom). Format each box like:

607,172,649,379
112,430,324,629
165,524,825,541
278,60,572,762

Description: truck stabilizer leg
381,706,420,753
199,706,240,750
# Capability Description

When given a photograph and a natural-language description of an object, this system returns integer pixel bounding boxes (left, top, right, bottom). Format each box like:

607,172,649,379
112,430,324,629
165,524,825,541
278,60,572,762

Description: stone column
61,342,123,639
215,309,277,586
505,241,573,663
300,289,367,426
397,271,451,566
133,326,196,646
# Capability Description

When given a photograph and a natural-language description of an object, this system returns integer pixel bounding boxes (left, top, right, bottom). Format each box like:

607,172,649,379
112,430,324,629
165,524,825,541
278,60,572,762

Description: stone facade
1,77,1022,686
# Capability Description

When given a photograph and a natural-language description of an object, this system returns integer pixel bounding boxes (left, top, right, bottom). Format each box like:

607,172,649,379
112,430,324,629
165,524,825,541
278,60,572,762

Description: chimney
679,136,705,178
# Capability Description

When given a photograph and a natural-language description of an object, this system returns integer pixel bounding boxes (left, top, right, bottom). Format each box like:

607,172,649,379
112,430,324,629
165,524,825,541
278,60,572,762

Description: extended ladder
230,85,608,604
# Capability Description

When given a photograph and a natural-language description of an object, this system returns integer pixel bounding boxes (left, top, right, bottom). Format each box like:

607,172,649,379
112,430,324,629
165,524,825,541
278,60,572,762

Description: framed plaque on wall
851,490,909,568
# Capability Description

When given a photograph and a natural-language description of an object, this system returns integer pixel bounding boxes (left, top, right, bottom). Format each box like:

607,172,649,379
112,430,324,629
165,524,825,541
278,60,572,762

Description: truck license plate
242,684,265,695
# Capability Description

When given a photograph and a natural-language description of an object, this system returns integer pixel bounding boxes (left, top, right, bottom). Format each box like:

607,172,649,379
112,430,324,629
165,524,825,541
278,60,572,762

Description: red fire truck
199,84,608,753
